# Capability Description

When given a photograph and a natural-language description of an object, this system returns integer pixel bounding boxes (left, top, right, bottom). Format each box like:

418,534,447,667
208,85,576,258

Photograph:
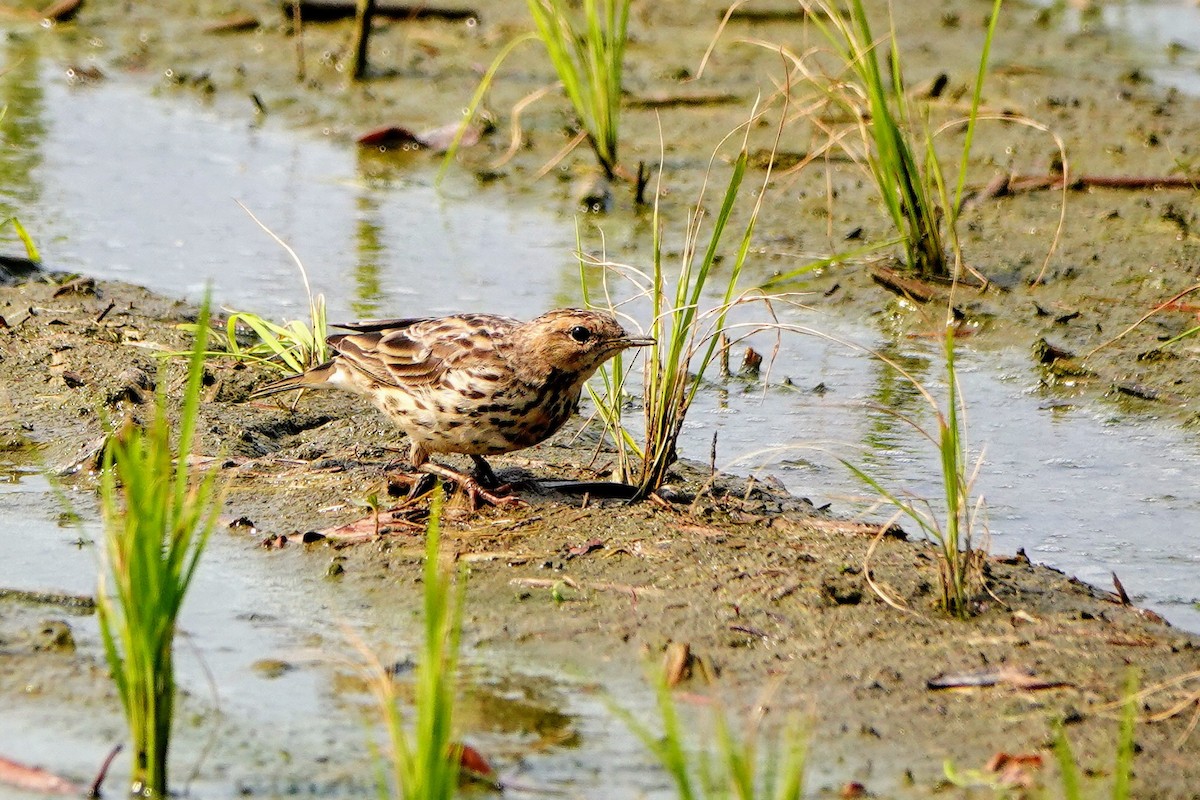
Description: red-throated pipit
251,308,652,504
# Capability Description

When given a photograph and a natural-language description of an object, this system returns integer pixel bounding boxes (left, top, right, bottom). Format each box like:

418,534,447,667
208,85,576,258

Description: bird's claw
407,463,525,509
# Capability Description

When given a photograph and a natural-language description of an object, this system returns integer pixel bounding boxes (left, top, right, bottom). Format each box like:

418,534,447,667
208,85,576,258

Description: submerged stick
282,0,477,22
350,0,375,81
980,172,1200,199
292,0,305,82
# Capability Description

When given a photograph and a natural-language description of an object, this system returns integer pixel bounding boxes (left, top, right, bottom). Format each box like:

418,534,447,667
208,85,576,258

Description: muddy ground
3,0,1200,797
2,278,1200,796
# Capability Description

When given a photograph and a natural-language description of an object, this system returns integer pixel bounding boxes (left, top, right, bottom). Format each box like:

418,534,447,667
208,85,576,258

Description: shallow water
0,456,689,797
5,52,1194,632
1,12,1199,794
2,17,1190,623
1058,0,1200,96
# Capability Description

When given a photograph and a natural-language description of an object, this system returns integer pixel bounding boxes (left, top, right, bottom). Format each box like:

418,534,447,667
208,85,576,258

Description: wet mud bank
3,276,1200,797
27,0,1200,420
3,0,1200,795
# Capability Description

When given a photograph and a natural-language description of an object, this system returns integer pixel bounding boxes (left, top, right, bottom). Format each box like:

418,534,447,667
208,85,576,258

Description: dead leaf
415,122,481,153
985,752,1044,789
457,743,497,786
357,125,423,149
663,641,692,687
566,538,603,558
0,756,81,795
357,122,482,154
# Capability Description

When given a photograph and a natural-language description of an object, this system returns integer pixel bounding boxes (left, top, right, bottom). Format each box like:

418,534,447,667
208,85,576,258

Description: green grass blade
953,0,1004,214
1,216,41,262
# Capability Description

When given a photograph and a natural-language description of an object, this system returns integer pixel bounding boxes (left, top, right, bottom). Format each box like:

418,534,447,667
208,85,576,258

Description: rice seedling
1052,671,1139,800
842,327,985,618
359,486,467,800
579,108,783,497
797,0,1004,280
526,0,630,180
217,302,329,374
96,295,222,798
440,0,630,182
613,668,807,800
184,204,329,374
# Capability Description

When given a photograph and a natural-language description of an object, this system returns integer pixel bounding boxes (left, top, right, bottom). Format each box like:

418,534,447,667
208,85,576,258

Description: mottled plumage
251,308,652,476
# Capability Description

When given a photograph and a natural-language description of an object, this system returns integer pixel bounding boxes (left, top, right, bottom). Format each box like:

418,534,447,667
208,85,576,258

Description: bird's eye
568,325,593,343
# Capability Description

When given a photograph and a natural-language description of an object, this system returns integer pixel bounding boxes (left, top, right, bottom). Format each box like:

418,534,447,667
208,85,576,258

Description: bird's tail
248,361,338,400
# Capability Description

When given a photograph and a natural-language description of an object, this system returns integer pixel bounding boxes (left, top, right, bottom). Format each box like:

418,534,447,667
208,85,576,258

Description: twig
350,0,376,81
87,745,122,798
1084,283,1200,359
1111,572,1132,606
862,516,921,616
292,0,305,82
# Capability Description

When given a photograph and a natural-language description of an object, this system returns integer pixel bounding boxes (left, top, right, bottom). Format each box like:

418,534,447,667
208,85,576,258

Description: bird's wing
330,316,433,333
330,314,519,388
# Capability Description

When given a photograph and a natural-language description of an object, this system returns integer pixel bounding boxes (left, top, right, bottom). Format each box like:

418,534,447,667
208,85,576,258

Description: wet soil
34,0,1200,419
4,0,1200,797
3,275,1200,797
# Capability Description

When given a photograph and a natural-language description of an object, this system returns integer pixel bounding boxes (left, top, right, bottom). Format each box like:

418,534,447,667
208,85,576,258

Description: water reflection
861,339,933,467
0,35,46,218
0,28,1196,639
351,180,386,318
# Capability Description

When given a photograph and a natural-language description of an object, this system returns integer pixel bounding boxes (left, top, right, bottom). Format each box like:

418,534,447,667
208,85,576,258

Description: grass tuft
1052,670,1139,800
613,667,807,800
359,486,466,800
184,204,329,374
441,0,630,183
585,110,778,498
96,295,222,798
526,0,630,180
842,327,984,617
799,0,1004,280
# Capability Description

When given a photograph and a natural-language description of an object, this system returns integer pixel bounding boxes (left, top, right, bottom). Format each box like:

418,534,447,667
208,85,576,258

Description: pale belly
370,380,581,456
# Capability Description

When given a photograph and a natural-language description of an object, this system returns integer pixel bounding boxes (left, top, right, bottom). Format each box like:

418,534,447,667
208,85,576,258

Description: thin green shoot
584,107,781,498
841,327,984,617
613,667,807,800
185,203,330,373
437,32,538,184
526,0,630,180
757,236,903,290
0,215,41,262
359,486,465,800
1052,670,1139,800
96,294,222,799
578,224,645,482
636,114,776,498
799,0,1004,279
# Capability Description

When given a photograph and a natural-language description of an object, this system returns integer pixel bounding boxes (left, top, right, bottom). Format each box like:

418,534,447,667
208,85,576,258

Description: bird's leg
419,462,523,508
470,455,501,489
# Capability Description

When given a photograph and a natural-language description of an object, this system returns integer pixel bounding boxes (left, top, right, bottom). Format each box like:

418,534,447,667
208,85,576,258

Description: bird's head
518,308,653,377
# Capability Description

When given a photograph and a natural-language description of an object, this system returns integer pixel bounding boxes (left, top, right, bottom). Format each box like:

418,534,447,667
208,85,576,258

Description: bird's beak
620,335,656,348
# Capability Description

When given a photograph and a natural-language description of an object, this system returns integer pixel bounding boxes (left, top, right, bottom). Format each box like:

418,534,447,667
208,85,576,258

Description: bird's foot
470,455,501,490
384,460,520,510
411,462,523,508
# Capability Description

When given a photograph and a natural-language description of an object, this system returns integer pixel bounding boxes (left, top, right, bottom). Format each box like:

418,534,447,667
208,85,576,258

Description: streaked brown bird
250,308,653,502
